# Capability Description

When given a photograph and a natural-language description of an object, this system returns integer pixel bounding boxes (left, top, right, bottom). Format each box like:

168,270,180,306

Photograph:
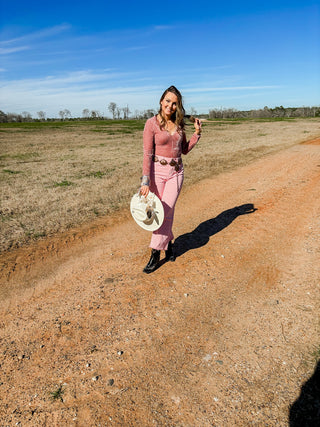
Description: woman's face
160,91,178,119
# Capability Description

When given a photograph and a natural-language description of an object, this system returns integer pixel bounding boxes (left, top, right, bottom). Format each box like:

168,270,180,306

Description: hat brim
130,192,164,231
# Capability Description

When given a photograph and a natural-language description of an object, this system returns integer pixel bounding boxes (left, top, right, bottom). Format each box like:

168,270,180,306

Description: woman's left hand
140,185,150,197
194,118,202,135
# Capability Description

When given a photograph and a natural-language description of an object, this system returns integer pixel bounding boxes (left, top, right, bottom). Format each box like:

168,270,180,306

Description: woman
140,85,202,273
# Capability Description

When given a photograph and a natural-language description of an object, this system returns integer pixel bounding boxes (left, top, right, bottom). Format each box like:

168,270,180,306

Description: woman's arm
140,118,154,195
182,118,202,154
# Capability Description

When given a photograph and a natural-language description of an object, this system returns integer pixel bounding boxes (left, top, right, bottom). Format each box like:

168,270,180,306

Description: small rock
107,379,114,386
117,350,124,356
92,376,99,381
90,345,98,353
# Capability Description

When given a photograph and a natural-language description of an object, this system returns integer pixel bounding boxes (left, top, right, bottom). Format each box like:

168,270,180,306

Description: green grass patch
0,121,75,130
311,346,320,362
81,170,114,179
25,230,46,239
207,117,297,124
53,180,74,187
91,128,136,134
89,119,145,130
252,117,297,122
91,171,105,178
205,121,243,127
50,385,65,402
3,169,22,174
0,119,146,131
0,152,39,161
91,120,145,134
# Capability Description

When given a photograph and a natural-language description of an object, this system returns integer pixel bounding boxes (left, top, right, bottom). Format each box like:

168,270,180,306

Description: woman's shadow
174,203,257,258
289,360,320,426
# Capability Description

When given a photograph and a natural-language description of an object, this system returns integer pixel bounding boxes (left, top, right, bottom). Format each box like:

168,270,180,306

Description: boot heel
165,241,175,262
143,249,160,273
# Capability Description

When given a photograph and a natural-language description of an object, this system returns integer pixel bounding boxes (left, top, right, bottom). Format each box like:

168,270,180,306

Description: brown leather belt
153,155,182,171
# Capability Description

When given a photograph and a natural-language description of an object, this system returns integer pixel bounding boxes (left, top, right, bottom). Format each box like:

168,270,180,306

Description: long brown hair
158,85,185,131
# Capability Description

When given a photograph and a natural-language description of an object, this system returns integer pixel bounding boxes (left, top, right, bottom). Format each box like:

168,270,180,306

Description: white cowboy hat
130,191,164,231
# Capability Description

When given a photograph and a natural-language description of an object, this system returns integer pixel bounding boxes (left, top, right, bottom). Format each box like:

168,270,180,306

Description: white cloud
0,46,30,55
0,69,162,116
1,70,147,91
124,45,148,51
0,24,71,46
184,85,282,93
153,25,175,31
0,24,71,57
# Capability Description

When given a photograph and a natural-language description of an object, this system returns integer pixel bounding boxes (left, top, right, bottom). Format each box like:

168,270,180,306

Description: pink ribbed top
142,116,200,177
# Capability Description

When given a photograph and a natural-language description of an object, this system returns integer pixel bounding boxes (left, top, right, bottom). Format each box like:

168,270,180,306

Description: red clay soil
0,140,319,426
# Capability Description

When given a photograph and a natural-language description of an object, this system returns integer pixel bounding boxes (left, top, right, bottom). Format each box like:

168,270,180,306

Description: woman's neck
158,113,174,124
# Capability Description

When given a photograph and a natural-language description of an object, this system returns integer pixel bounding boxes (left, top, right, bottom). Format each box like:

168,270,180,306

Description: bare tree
7,113,21,122
64,109,72,119
108,102,117,119
122,105,130,120
22,111,32,121
91,110,102,119
133,109,141,119
140,109,156,119
0,110,8,122
37,111,46,121
59,110,66,120
82,108,90,119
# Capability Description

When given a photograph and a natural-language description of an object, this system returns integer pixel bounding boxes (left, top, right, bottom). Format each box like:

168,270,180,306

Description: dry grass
0,118,319,252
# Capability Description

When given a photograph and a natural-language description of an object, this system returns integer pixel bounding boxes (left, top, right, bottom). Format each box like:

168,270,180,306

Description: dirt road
1,140,319,426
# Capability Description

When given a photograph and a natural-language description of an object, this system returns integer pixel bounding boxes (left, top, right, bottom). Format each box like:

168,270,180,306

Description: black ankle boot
165,241,175,262
143,249,160,274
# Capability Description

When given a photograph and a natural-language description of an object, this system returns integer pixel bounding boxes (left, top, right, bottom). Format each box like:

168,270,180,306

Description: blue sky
0,0,319,118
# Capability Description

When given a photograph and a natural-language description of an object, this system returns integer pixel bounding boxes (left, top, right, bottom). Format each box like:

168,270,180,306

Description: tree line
208,105,320,119
0,103,158,123
0,103,319,123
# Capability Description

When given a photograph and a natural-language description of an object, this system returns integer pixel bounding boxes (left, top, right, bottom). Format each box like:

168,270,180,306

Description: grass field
1,118,319,253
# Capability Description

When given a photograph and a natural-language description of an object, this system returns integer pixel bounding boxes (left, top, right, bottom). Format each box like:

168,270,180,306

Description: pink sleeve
182,132,201,155
142,118,155,177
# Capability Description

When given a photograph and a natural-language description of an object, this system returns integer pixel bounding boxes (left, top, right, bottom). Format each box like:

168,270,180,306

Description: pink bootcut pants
149,156,184,251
